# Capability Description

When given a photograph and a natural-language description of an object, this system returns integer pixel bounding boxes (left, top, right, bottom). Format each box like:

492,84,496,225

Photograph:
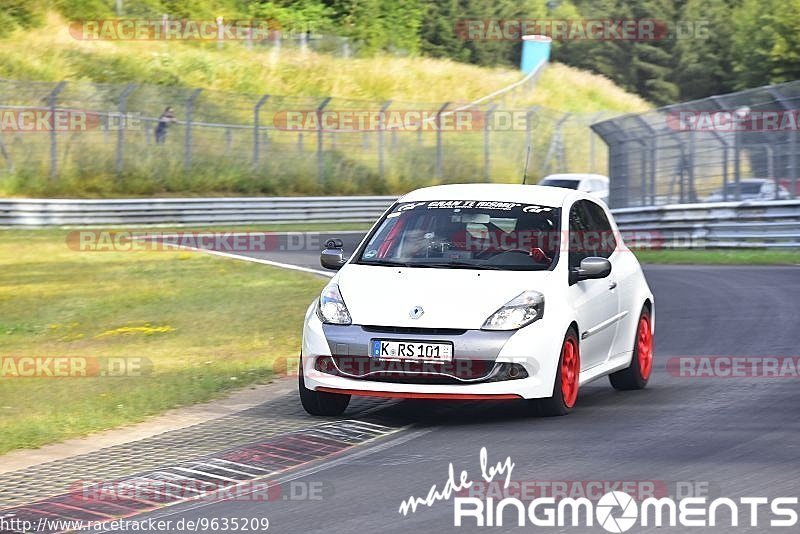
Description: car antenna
522,144,531,184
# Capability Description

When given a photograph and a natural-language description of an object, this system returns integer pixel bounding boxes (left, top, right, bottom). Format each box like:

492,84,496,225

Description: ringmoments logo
397,448,799,531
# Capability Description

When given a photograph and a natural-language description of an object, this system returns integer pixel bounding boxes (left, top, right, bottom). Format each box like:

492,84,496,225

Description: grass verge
634,248,800,265
0,228,326,454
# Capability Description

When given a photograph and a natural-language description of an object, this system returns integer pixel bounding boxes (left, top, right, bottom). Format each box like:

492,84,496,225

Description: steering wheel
484,248,552,264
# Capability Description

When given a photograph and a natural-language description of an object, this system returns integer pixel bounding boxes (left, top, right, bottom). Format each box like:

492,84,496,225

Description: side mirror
320,238,347,271
570,257,611,284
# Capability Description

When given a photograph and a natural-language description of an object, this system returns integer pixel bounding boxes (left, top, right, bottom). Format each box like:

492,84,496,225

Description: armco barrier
612,199,800,248
1,197,798,249
0,197,395,226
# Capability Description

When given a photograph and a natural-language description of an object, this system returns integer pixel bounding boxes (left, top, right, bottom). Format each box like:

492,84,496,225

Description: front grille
314,355,527,385
361,325,468,336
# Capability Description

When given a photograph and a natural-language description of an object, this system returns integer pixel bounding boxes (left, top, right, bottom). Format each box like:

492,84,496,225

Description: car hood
335,263,555,330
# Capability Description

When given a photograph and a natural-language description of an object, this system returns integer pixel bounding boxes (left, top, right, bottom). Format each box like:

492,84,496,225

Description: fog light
486,363,528,382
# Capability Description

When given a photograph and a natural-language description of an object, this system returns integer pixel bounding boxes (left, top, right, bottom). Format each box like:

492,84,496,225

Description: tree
731,0,800,87
674,0,736,100
554,0,679,104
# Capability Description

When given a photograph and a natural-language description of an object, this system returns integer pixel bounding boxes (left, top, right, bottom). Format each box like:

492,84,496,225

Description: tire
609,306,653,391
530,327,580,417
298,357,350,416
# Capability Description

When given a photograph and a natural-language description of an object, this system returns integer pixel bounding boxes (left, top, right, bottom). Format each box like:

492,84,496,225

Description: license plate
370,340,453,362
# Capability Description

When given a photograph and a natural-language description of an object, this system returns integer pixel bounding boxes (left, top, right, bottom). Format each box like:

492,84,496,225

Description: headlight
316,283,352,325
482,290,545,331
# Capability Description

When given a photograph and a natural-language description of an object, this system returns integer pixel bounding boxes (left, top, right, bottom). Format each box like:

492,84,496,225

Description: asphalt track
27,234,800,533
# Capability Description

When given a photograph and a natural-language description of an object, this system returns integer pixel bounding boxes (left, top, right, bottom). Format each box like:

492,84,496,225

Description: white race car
299,184,654,416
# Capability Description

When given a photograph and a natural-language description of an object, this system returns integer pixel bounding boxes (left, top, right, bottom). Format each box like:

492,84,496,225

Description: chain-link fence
592,80,800,208
0,78,613,196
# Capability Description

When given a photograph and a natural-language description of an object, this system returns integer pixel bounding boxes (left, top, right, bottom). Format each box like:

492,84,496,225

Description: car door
567,200,620,369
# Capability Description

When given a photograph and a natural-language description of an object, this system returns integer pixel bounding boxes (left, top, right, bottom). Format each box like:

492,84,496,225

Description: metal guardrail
613,199,800,248
1,197,798,249
0,197,395,226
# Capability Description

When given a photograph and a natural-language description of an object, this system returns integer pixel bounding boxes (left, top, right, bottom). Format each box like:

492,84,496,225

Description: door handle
608,281,618,290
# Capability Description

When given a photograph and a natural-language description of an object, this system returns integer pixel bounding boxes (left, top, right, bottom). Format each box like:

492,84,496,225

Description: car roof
541,173,609,183
733,178,770,184
397,183,588,207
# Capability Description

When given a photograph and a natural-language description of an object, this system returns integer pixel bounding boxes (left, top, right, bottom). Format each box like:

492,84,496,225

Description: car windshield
539,179,580,189
356,200,561,271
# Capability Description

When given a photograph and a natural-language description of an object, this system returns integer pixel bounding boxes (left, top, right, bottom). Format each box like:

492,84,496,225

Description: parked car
704,179,791,202
539,173,610,203
299,184,655,417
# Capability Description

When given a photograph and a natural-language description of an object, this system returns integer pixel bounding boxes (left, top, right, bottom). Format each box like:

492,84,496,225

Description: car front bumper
301,304,564,400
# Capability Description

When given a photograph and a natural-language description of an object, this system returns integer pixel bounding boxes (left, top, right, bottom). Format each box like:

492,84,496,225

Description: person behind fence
154,106,176,144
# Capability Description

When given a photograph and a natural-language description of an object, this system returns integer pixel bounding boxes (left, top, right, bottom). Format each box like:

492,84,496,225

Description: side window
584,201,617,258
568,201,594,269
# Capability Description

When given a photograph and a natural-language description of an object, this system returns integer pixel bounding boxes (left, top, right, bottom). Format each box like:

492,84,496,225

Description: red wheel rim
560,337,579,408
637,315,653,380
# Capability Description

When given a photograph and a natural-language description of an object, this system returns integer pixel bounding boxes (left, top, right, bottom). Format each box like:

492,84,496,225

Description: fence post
767,87,796,199
253,94,269,165
766,145,777,199
678,144,687,204
484,105,497,182
733,129,742,201
0,135,12,172
116,83,136,176
47,81,67,181
216,16,224,49
525,106,538,173
184,88,202,169
316,97,331,183
790,129,797,199
378,100,392,179
588,112,604,172
687,129,697,202
732,107,751,201
435,102,450,179
300,32,308,55
649,137,657,205
271,30,282,64
542,113,570,174
722,144,729,202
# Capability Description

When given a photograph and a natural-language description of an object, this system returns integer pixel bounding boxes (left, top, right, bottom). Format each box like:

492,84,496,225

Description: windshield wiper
360,259,415,267
426,261,552,271
418,262,507,270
